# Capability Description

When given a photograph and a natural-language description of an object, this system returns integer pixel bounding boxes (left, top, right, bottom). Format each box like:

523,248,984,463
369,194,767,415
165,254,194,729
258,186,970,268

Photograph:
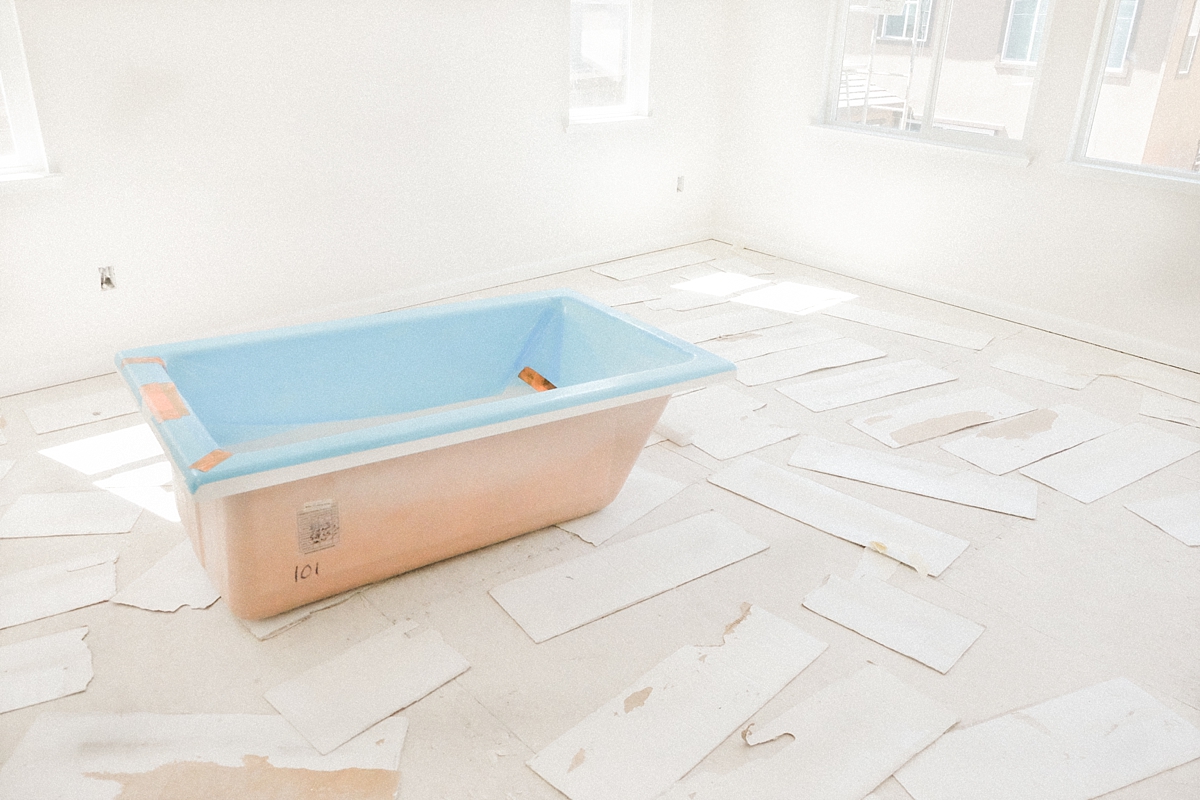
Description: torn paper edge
708,456,968,576
0,712,408,800
0,551,119,631
825,305,993,350
110,539,220,612
777,359,958,413
788,435,1038,519
1125,490,1200,546
938,405,1122,475
736,338,887,387
990,353,1095,390
0,627,93,714
527,604,827,800
490,512,768,643
664,665,957,800
803,575,984,673
895,678,1200,800
242,590,367,640
1018,423,1200,504
265,625,469,755
1141,391,1200,429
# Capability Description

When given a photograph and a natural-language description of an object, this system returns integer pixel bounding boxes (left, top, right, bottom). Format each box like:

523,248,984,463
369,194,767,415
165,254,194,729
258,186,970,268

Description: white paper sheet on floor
526,605,827,800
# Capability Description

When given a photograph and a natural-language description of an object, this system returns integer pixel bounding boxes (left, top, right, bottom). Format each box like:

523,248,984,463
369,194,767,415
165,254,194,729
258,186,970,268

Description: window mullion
918,0,953,138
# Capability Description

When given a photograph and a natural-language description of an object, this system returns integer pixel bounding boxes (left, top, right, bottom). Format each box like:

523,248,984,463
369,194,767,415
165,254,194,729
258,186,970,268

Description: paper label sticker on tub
297,500,340,554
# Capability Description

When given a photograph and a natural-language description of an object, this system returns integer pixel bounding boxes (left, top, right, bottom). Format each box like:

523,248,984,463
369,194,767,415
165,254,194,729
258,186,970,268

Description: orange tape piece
140,382,190,422
122,356,166,368
518,366,556,392
191,449,232,472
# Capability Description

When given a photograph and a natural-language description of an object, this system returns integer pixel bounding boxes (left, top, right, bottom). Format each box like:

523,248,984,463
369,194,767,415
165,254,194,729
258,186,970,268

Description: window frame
877,0,933,44
568,0,653,125
824,0,1039,156
1071,0,1200,183
0,0,48,181
1000,0,1052,66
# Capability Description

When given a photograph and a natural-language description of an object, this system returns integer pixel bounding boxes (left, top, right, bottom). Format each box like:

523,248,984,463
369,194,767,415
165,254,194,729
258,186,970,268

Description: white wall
1,0,727,395
718,0,1200,373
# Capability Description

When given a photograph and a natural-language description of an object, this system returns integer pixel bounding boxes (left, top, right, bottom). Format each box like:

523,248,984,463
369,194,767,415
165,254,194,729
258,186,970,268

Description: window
1080,0,1200,175
1178,0,1199,75
879,0,932,43
1105,0,1139,73
0,0,48,180
1002,0,1051,65
569,0,652,123
830,0,1052,148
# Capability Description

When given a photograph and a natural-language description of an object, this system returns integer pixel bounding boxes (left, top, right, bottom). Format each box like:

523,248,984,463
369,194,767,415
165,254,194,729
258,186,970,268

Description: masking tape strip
140,382,190,422
519,366,556,392
191,449,232,472
122,356,166,368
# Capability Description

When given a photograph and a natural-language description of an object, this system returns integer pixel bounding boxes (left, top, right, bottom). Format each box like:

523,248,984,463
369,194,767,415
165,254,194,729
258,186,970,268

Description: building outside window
830,0,1051,147
1082,0,1200,174
569,0,652,123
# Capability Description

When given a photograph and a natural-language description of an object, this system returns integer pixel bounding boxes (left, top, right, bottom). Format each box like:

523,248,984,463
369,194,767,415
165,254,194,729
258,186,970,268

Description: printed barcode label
297,500,340,554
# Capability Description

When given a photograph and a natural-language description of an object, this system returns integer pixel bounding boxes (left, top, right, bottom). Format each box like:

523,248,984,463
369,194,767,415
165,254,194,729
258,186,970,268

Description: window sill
1056,159,1200,196
807,122,1033,166
0,169,60,184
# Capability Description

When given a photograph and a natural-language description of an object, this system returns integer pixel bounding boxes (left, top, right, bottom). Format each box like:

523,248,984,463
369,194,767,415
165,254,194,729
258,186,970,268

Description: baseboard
1,228,714,398
716,227,1200,376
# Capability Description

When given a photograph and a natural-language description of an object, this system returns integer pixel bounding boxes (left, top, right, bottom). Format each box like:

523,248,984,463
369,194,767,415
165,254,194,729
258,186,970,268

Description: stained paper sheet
0,712,408,800
778,359,957,412
663,665,958,800
940,404,1121,475
591,247,714,280
708,457,968,576
39,424,163,475
243,590,365,640
825,304,993,350
1141,391,1200,428
895,678,1200,800
111,539,220,612
265,625,469,754
557,466,687,545
666,308,790,343
1126,490,1200,546
0,627,93,714
803,575,984,673
736,339,886,386
0,551,118,631
24,389,139,434
527,605,827,800
587,284,662,307
702,323,841,363
672,273,769,296
732,281,857,315
0,492,141,538
850,387,1036,448
1019,423,1200,503
788,436,1037,518
492,512,767,642
990,353,1095,390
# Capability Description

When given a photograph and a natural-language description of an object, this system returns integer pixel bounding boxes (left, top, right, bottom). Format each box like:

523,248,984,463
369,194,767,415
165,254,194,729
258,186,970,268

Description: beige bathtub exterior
175,395,669,619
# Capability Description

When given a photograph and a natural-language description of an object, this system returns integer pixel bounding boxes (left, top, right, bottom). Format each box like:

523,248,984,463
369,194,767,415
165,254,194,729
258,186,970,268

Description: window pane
570,2,631,111
836,3,934,131
1087,0,1200,172
932,0,1047,140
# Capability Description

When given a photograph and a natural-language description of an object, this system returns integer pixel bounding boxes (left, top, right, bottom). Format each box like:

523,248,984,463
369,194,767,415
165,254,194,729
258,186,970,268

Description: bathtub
116,289,735,619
